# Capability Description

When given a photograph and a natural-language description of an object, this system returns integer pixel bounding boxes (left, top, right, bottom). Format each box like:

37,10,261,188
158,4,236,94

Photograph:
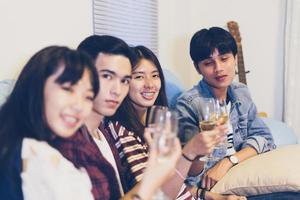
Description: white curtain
284,0,300,139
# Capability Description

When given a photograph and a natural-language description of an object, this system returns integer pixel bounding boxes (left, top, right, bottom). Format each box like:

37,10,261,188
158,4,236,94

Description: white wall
0,0,285,120
158,0,286,120
0,0,93,80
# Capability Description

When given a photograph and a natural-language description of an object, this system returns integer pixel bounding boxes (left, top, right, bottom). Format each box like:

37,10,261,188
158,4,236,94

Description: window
93,0,158,53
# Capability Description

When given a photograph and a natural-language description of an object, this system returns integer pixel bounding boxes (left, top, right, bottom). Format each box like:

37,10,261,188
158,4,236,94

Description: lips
141,91,157,100
215,75,227,82
61,114,80,128
105,100,119,108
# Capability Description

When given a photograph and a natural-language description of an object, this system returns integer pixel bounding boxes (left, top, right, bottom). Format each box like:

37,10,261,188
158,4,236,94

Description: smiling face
44,66,94,138
93,53,132,118
196,49,236,91
129,58,161,113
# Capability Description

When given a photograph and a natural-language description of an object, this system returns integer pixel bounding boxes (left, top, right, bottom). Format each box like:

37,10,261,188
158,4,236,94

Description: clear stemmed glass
155,110,178,161
146,108,177,200
147,105,168,139
213,99,229,160
198,98,218,162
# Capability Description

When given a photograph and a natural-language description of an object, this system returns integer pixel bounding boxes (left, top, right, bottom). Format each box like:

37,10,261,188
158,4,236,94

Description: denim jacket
175,80,276,154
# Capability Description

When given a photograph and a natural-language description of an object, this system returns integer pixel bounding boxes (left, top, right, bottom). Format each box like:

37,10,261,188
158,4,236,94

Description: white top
21,138,93,200
226,102,236,156
92,128,124,195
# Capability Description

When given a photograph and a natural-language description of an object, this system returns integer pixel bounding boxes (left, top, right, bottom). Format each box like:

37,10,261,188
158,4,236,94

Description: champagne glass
198,98,218,162
147,106,168,139
155,110,178,162
213,99,229,160
216,99,229,125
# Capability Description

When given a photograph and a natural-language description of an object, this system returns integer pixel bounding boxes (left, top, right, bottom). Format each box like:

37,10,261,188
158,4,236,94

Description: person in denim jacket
175,27,275,197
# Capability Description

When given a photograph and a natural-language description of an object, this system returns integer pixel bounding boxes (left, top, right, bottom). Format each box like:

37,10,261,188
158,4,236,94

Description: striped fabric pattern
108,121,148,184
107,121,195,200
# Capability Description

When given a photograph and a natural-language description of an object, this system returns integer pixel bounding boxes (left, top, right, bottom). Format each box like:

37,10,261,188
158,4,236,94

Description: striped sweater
106,121,195,200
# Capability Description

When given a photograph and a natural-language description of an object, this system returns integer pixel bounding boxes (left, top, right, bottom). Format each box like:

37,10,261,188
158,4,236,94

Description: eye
101,73,112,80
221,56,229,62
202,61,213,66
152,73,160,79
122,78,131,85
85,95,94,101
133,75,144,80
61,83,74,92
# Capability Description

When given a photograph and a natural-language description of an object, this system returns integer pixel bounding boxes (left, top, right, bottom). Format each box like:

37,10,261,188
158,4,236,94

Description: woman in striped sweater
107,45,230,200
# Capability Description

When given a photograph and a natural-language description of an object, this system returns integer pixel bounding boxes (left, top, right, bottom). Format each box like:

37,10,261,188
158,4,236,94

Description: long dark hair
0,46,99,172
111,45,168,141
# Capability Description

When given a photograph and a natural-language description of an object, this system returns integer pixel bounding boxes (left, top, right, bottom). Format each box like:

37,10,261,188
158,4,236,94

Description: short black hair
190,27,237,65
77,35,135,66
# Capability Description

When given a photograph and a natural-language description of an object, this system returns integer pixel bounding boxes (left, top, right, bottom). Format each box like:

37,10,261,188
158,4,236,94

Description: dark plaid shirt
52,124,129,200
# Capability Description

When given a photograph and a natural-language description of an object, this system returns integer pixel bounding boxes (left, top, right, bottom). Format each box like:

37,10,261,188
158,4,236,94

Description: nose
110,79,121,97
71,93,85,113
144,76,154,89
214,60,224,73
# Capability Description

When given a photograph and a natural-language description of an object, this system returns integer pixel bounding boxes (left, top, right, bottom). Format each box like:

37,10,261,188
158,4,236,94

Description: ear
194,62,202,74
234,54,238,66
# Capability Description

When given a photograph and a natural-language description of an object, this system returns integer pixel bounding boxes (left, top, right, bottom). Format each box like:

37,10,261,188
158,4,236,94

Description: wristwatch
228,155,239,165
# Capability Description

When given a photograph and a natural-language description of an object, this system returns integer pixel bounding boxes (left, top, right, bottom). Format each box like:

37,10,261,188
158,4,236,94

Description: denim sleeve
242,102,276,153
175,97,200,144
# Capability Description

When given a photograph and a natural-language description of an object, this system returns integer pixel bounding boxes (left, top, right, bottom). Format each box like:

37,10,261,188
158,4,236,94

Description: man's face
93,53,132,117
196,49,236,90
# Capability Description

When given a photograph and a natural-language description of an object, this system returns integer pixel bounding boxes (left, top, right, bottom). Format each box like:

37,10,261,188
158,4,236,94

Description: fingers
201,174,217,190
169,138,182,163
144,127,153,145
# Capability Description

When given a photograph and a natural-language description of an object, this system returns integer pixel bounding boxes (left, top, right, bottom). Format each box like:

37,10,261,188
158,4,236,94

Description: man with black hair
176,27,275,198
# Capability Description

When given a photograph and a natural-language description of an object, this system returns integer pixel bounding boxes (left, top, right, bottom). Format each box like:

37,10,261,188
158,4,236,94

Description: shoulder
107,121,132,138
230,82,252,101
177,85,201,104
52,128,97,160
21,138,93,200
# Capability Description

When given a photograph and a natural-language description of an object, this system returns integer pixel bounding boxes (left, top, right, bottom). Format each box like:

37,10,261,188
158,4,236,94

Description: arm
160,125,228,199
202,146,257,189
202,99,275,189
122,138,181,200
175,97,201,144
241,102,275,153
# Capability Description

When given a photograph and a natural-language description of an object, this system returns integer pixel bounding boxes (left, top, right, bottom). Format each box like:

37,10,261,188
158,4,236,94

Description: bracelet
182,152,203,162
196,187,206,200
175,168,185,180
132,194,143,200
182,152,196,162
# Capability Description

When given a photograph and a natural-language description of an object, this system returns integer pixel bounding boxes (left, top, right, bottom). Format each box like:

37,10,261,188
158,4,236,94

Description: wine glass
213,99,229,160
155,110,178,162
147,105,168,139
198,98,218,162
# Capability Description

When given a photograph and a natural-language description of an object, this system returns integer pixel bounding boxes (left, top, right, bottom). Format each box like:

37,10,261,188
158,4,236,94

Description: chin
102,109,117,117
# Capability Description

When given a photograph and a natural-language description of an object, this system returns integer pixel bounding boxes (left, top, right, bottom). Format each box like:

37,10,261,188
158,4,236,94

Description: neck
133,105,147,126
211,87,227,101
85,110,104,134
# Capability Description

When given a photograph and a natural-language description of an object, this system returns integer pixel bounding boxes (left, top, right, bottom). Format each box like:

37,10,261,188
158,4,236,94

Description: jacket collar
198,79,241,106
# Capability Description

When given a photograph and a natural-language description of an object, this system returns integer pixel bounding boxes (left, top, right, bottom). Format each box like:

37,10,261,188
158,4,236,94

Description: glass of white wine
213,99,229,160
199,98,218,162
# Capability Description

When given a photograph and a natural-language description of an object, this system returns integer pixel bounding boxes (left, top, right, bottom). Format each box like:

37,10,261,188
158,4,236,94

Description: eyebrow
100,69,132,79
99,69,116,75
132,70,159,75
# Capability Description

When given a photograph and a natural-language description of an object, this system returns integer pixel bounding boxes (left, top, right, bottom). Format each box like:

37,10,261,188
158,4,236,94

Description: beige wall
158,0,286,120
0,0,285,120
0,0,93,80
